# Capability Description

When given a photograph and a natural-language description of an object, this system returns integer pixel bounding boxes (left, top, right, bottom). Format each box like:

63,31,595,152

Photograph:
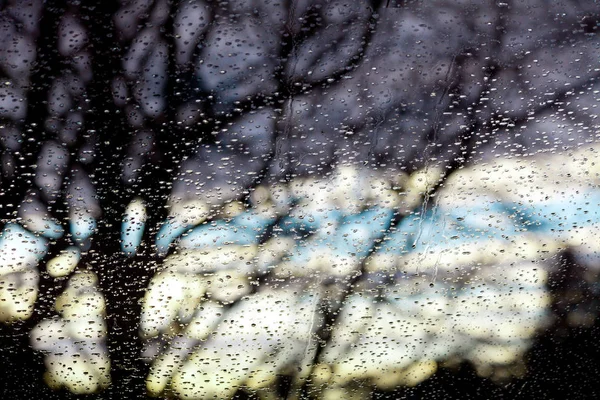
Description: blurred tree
1,0,600,398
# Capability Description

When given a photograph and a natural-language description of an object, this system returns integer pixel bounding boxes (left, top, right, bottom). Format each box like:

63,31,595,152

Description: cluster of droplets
1,146,600,397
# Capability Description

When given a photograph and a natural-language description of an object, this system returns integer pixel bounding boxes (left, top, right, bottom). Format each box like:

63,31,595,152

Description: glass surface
1,1,600,398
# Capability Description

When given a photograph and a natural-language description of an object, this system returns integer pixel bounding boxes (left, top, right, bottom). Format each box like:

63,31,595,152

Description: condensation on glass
1,1,600,399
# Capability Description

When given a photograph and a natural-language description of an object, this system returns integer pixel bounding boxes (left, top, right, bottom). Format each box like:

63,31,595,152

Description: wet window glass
1,1,600,398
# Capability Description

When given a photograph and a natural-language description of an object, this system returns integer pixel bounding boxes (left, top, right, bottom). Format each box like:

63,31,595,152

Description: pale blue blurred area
5,190,600,266
176,206,394,262
155,190,600,262
274,207,394,268
121,218,145,256
156,220,197,255
69,215,96,245
32,219,64,240
317,207,394,258
367,192,600,258
503,191,600,236
278,209,344,236
0,223,48,268
178,211,275,249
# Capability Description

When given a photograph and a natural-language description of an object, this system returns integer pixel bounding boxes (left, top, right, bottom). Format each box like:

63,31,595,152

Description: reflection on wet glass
1,0,600,398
